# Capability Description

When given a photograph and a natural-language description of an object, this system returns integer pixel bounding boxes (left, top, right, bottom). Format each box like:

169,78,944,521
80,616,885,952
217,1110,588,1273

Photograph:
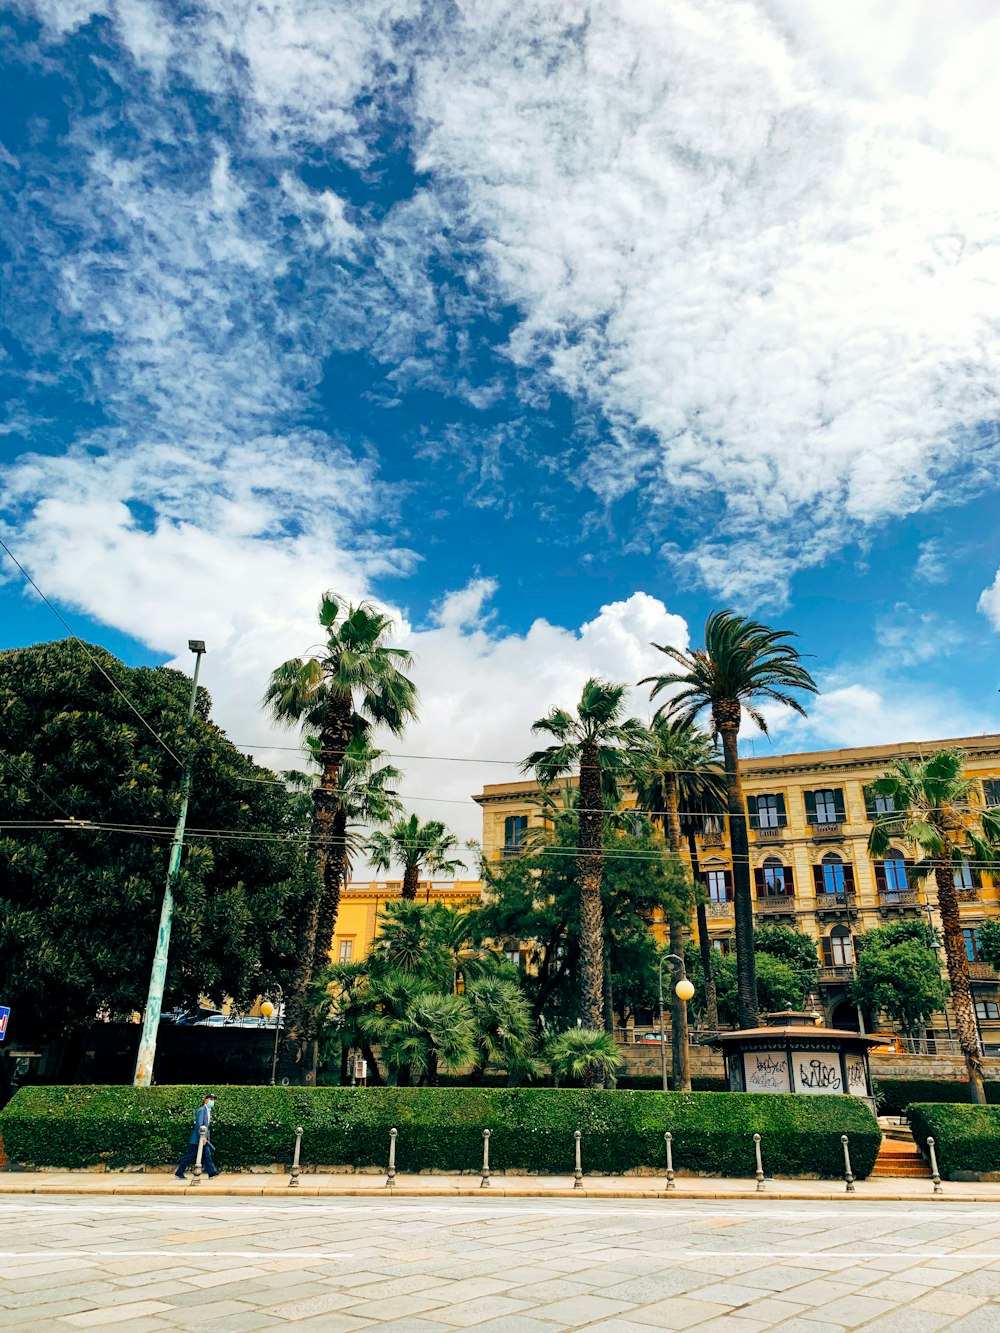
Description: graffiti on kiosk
797,1057,842,1091
846,1057,867,1093
748,1053,787,1089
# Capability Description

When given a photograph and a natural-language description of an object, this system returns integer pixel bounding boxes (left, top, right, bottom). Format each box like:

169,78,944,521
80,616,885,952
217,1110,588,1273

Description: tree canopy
851,920,948,1038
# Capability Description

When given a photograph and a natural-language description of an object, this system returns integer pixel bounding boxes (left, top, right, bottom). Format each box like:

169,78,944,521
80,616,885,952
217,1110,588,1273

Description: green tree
358,972,478,1085
851,921,948,1041
641,611,817,1029
685,928,816,1025
523,678,646,1029
543,1027,622,1087
368,814,464,901
868,749,1000,1102
263,592,417,1082
0,640,310,1064
752,924,820,996
464,976,539,1084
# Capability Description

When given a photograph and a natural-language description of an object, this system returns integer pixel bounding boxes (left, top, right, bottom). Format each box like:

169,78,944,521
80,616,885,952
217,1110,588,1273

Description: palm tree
544,1026,622,1087
263,592,417,1081
359,972,477,1084
464,976,539,1084
368,814,464,901
868,749,1000,1104
641,612,817,1029
523,678,647,1030
634,718,727,1081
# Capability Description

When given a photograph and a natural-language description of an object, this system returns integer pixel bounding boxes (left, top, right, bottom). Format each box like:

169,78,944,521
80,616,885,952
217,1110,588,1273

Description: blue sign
0,1008,9,1041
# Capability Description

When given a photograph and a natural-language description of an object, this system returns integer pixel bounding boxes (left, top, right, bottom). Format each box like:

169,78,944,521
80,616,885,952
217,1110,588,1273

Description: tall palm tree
523,677,646,1030
634,718,727,1079
868,749,1000,1104
368,814,464,901
263,592,417,1081
641,612,817,1029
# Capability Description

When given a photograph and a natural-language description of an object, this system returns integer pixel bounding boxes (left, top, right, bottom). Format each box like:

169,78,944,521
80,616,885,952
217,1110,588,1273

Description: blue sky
2,1,999,855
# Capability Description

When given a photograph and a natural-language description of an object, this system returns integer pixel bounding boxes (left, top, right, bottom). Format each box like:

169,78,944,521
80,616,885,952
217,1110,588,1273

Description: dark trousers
176,1142,217,1176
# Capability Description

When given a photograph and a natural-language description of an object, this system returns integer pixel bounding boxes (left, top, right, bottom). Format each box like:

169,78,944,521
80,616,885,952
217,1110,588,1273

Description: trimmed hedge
0,1086,881,1179
874,1079,1000,1117
906,1103,1000,1179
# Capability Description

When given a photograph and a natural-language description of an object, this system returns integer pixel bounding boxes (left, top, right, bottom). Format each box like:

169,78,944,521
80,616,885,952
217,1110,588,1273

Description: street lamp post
134,640,206,1088
260,987,284,1085
658,953,696,1092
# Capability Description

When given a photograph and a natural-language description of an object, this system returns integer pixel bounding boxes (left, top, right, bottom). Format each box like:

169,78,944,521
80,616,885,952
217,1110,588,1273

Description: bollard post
664,1132,675,1191
753,1133,765,1192
573,1130,583,1189
191,1125,208,1186
481,1129,491,1188
927,1136,943,1195
840,1134,855,1193
385,1127,397,1189
289,1126,303,1189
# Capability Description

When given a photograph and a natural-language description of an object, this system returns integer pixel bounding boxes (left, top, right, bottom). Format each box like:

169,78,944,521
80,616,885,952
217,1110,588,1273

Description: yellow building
471,733,1000,1047
331,879,482,965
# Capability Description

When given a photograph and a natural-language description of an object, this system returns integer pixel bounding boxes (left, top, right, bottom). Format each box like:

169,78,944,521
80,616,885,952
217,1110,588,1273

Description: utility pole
134,640,206,1087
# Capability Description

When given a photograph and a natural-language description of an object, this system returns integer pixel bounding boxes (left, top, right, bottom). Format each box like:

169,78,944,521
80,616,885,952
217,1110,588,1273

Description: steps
871,1125,932,1179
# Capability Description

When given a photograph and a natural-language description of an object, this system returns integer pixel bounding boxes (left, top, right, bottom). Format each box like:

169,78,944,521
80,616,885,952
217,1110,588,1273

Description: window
825,926,854,967
503,942,522,968
748,793,786,829
805,788,846,825
755,857,792,897
820,853,845,894
338,939,353,964
503,814,528,856
864,783,896,819
964,928,982,962
984,779,1000,809
705,868,733,903
712,937,733,955
955,859,979,889
976,1000,1000,1021
883,855,909,893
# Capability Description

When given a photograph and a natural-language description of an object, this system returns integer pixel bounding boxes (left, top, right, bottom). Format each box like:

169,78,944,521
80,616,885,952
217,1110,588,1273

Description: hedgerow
873,1078,1000,1117
0,1086,880,1178
906,1103,1000,1178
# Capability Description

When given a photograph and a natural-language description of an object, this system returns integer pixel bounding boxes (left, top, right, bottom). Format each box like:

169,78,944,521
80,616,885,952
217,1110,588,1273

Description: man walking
175,1093,219,1179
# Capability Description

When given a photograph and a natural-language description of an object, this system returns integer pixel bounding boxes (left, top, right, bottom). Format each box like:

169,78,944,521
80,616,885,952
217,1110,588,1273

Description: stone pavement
4,1194,1000,1330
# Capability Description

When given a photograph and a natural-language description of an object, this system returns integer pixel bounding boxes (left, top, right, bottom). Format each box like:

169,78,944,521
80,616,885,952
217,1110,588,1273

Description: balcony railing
501,843,523,859
817,965,854,983
700,830,725,847
968,962,999,980
956,886,981,903
814,892,856,910
755,896,796,914
754,826,785,842
810,821,844,839
705,900,734,918
878,890,922,909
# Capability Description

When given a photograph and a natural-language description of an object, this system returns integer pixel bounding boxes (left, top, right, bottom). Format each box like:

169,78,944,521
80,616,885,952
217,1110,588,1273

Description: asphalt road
2,1194,1000,1330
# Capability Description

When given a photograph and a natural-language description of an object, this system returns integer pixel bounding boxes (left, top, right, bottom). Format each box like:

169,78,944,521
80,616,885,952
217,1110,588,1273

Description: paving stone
529,1294,637,1324
432,1297,536,1326
811,1293,899,1327
623,1295,734,1328
61,1299,177,1325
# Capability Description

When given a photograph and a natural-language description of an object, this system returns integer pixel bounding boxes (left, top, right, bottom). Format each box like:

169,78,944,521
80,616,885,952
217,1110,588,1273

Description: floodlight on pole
133,640,206,1087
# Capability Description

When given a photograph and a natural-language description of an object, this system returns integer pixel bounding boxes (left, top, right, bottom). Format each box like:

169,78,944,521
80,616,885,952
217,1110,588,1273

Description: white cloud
873,602,963,667
914,539,949,585
979,570,1000,632
781,681,999,751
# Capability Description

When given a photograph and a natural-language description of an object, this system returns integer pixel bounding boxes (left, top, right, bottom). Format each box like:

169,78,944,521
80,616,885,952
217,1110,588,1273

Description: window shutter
843,864,856,892
747,794,759,830
804,790,817,824
833,789,846,822
863,784,877,820
972,864,983,889
984,779,1000,808
812,865,824,894
784,865,795,896
821,937,833,966
724,869,734,900
753,867,764,895
874,862,886,893
776,793,787,827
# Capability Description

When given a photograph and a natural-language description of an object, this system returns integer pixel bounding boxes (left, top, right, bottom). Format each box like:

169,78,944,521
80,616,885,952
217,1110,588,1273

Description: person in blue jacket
175,1093,219,1179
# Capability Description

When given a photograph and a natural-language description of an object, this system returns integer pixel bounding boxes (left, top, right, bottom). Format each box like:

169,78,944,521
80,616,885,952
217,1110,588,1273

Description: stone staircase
871,1118,932,1179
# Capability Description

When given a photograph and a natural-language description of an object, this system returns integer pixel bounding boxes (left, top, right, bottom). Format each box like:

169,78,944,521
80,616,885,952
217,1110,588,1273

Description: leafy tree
684,925,819,1026
851,921,948,1041
642,611,817,1029
544,1027,622,1088
0,640,310,1064
868,749,1000,1102
368,813,464,901
263,592,417,1081
523,679,646,1029
751,925,820,996
464,976,539,1084
358,972,477,1085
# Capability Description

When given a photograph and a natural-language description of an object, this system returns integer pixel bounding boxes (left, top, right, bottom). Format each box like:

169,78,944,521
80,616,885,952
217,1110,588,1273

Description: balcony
754,826,785,843
810,821,844,841
501,843,524,859
814,892,856,915
755,895,797,916
956,886,981,903
705,900,734,918
817,965,854,984
878,890,922,911
968,962,999,980
700,830,725,848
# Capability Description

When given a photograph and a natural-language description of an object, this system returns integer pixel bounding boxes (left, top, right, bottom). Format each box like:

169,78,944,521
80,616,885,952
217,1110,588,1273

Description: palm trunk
577,739,607,1036
716,713,757,1029
663,777,690,1090
935,857,986,1105
314,807,348,967
401,861,420,901
687,829,719,1031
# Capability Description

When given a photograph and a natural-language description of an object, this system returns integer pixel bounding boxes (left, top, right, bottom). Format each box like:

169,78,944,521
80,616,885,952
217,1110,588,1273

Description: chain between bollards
927,1136,943,1195
664,1132,675,1191
481,1129,491,1188
840,1134,855,1192
573,1129,583,1189
191,1125,208,1186
385,1127,397,1189
289,1126,303,1188
753,1132,765,1191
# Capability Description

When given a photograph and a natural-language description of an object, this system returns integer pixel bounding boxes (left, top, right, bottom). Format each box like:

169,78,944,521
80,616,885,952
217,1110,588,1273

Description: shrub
874,1078,1000,1117
906,1103,1000,1179
0,1086,881,1179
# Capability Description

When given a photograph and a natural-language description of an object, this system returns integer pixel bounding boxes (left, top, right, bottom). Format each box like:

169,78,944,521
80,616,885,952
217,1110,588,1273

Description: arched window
828,925,853,967
883,850,909,893
762,857,788,896
821,853,845,894
954,859,979,890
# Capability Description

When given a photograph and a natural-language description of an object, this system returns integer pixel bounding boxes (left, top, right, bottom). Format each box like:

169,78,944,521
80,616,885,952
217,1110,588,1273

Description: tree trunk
716,713,758,1029
577,739,607,1033
277,694,353,1084
935,856,986,1105
687,830,719,1031
401,861,420,901
662,776,690,1089
314,806,348,970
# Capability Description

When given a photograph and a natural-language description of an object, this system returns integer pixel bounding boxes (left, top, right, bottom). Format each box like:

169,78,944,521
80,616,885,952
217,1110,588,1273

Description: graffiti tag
797,1058,842,1091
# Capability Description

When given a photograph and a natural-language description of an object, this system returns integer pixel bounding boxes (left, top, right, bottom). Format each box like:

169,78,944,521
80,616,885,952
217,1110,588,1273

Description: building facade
471,733,1000,1048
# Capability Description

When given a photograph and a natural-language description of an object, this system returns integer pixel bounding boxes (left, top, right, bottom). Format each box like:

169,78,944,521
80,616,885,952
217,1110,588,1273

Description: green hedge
906,1103,1000,1179
874,1079,1000,1117
0,1086,881,1179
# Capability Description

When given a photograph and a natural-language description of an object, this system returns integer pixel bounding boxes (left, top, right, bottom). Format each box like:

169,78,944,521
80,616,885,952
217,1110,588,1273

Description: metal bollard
191,1125,208,1186
927,1136,943,1195
753,1132,765,1192
481,1129,491,1188
385,1127,397,1189
664,1132,675,1191
289,1126,303,1188
573,1130,583,1189
840,1134,855,1193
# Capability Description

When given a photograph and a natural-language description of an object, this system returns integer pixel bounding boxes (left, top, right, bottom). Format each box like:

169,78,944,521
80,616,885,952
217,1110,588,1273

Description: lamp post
259,987,284,1085
658,953,696,1092
134,640,206,1088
